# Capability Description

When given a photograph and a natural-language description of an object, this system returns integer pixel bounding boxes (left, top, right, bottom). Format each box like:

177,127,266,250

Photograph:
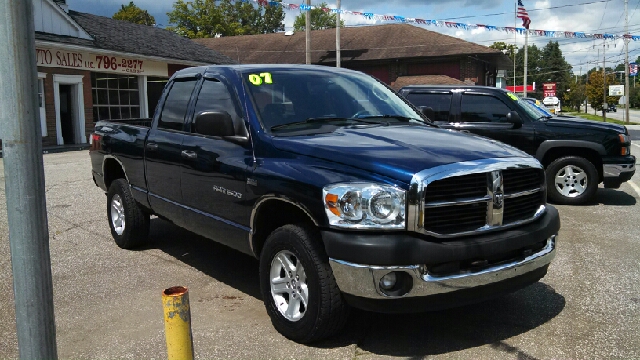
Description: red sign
506,85,535,93
543,83,556,97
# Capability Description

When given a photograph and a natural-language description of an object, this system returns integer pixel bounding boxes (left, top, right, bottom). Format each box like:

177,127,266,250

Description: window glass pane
98,106,110,121
108,77,118,89
119,91,130,106
111,107,121,120
158,79,197,131
131,107,140,118
460,94,511,123
96,77,108,89
97,89,108,104
93,107,99,122
118,76,129,90
129,91,140,105
129,76,139,89
121,107,131,119
109,90,120,105
405,93,452,122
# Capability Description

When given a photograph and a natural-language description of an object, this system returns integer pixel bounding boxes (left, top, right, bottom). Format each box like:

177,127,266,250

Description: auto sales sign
35,47,168,77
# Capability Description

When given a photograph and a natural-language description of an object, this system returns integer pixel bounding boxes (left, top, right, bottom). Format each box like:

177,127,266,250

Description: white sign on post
609,85,624,96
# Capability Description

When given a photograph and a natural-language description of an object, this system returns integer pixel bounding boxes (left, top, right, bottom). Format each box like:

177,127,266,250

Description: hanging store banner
35,47,168,77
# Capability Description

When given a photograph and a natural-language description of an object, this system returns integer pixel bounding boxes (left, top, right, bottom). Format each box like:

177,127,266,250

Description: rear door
444,92,537,155
402,90,455,123
145,76,199,221
179,74,254,253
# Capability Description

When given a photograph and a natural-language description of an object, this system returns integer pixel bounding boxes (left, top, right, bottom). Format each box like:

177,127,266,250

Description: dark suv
399,85,635,205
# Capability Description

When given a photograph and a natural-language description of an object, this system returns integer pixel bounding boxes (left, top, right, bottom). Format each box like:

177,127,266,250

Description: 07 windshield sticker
248,73,273,86
506,92,518,101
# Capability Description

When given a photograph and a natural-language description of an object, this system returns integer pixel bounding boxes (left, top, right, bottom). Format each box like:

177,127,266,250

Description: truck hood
270,125,529,183
544,115,626,133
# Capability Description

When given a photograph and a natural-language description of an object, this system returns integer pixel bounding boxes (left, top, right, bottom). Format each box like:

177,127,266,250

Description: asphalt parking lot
1,149,639,359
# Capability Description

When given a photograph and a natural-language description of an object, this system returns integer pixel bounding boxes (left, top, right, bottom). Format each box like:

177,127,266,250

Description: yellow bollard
162,286,194,360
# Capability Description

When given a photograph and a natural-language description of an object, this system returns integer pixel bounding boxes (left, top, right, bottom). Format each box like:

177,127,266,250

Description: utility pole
524,30,529,97
305,0,311,64
336,0,341,68
624,0,630,123
603,39,607,122
0,1,58,359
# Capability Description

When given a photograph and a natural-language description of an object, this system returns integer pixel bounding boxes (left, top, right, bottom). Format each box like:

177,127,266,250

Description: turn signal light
325,194,341,216
621,147,629,156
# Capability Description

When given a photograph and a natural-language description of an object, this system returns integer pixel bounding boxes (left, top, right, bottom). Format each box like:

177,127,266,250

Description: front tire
546,156,598,205
259,224,349,343
107,178,150,249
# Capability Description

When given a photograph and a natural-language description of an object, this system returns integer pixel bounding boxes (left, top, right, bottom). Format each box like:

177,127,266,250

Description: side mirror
506,111,523,129
194,111,235,137
419,106,435,121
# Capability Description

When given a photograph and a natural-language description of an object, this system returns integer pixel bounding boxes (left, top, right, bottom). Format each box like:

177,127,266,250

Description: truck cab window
158,79,197,131
193,79,246,136
461,94,511,123
404,93,452,122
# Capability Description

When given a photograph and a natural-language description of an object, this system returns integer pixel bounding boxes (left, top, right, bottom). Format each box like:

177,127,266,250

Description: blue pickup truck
90,65,560,343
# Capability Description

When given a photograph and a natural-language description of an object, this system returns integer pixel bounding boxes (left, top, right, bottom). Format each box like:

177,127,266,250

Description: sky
66,0,640,77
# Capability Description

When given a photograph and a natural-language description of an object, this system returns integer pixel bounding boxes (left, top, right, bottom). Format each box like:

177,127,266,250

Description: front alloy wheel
270,250,308,322
554,164,587,198
259,224,349,343
546,156,598,205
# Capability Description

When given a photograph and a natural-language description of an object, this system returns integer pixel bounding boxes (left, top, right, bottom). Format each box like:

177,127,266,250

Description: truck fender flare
249,195,319,256
535,140,606,161
102,155,130,185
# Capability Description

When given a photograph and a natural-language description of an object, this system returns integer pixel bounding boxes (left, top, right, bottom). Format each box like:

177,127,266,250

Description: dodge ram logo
493,191,504,208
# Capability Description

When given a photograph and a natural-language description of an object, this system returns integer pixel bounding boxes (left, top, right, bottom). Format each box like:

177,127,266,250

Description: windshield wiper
270,117,381,131
356,114,416,122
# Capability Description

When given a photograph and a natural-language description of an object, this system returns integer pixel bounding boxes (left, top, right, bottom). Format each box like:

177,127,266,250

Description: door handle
181,150,197,159
146,143,158,151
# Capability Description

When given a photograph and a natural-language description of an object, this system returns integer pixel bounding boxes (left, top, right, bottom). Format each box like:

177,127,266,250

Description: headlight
619,134,630,144
323,183,406,229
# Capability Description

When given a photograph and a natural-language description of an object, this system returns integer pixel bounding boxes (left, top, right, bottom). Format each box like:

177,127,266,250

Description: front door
145,77,199,224
59,84,75,144
180,76,253,253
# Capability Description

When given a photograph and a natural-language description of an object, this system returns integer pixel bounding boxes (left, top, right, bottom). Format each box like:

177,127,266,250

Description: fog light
380,272,397,290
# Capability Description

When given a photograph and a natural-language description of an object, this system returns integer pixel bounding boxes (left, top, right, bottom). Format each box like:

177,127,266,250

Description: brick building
195,24,511,88
25,0,234,148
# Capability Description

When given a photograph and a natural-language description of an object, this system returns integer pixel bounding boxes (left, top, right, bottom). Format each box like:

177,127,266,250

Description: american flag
517,0,531,29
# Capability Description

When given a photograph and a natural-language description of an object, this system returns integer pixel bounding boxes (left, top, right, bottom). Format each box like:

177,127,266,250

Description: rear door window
157,79,198,131
404,93,452,122
460,94,512,123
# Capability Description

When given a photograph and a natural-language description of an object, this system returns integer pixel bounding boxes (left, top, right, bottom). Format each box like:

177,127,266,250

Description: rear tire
546,156,598,205
107,178,149,249
259,224,349,343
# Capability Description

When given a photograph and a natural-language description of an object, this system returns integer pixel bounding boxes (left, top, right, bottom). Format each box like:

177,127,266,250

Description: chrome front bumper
603,162,635,177
329,235,556,299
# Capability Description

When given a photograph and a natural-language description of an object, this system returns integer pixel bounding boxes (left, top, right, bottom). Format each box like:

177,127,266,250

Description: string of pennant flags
240,0,640,41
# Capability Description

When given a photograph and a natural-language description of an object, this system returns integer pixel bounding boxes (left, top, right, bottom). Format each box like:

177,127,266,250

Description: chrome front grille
408,158,546,238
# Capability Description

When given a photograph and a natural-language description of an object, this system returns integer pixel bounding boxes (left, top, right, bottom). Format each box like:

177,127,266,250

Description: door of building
59,84,75,144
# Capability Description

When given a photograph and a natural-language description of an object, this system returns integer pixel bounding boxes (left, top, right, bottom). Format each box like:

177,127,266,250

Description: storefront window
91,73,140,121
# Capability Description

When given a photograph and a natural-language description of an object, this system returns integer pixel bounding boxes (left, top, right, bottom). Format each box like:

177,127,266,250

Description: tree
490,42,517,61
167,0,284,38
564,76,586,111
293,2,344,31
113,1,155,26
585,70,619,114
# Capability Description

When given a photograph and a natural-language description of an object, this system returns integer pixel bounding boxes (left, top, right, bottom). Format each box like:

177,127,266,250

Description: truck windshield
242,69,425,131
504,91,550,120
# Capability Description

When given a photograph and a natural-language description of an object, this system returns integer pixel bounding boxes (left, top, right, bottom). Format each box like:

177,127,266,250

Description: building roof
195,23,509,66
390,75,466,90
57,11,236,65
